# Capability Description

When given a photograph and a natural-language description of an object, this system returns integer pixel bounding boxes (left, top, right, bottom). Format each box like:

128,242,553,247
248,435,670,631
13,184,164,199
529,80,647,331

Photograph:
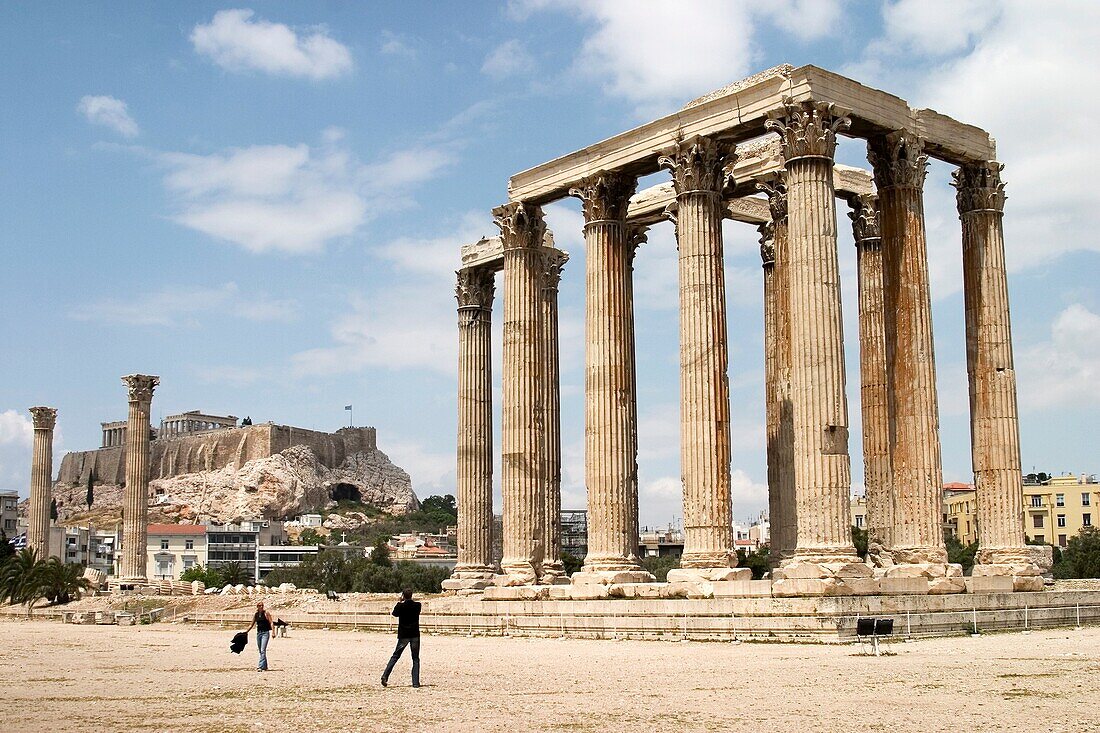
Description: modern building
147,524,207,580
0,489,18,537
206,520,286,582
561,509,588,560
638,526,684,558
1023,474,1098,547
258,545,320,579
943,483,978,545
388,532,457,569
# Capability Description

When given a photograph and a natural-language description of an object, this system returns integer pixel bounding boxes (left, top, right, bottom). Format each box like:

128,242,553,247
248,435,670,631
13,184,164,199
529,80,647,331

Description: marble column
540,248,568,581
569,172,651,582
848,194,894,566
757,174,796,565
659,137,747,582
868,132,949,569
494,202,547,585
27,406,57,560
446,266,497,588
953,162,1040,586
765,102,864,573
121,374,158,583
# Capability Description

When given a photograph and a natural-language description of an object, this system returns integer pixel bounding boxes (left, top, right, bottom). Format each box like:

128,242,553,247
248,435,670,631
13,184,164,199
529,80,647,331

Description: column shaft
953,162,1032,568
659,138,736,573
451,267,496,580
28,407,57,559
766,103,860,566
540,250,568,578
849,194,894,565
495,203,546,584
870,132,947,565
570,171,647,577
121,374,158,583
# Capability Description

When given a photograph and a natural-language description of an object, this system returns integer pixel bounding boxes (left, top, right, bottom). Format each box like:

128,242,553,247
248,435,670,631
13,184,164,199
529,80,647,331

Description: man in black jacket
381,588,421,687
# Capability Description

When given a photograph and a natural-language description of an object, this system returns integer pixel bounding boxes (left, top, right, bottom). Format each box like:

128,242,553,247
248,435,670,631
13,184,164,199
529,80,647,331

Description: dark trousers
383,636,420,686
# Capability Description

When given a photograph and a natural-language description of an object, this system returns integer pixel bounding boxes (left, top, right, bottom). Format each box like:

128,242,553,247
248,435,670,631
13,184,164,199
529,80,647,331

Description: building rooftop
147,524,206,535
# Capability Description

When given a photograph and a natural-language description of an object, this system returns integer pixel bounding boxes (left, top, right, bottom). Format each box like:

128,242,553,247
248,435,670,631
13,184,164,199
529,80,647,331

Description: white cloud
0,410,33,493
516,0,841,116
154,132,453,254
376,211,490,280
77,95,139,137
880,0,1001,56
1018,304,1100,409
73,282,298,327
731,468,769,515
383,440,455,498
481,40,535,79
191,9,352,80
380,31,417,59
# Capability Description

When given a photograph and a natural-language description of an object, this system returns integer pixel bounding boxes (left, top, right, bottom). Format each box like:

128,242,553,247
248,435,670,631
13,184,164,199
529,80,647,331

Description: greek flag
344,405,352,411
10,533,26,549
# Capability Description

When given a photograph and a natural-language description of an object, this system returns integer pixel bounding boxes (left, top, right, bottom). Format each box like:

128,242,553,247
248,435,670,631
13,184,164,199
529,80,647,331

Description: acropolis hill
49,411,418,526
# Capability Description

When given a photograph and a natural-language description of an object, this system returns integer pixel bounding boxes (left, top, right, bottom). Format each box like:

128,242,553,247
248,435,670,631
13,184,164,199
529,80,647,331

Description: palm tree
0,548,43,605
218,561,252,586
40,558,90,604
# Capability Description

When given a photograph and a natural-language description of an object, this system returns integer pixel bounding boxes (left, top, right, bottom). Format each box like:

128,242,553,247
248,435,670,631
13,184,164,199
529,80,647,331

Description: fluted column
869,132,948,568
540,248,568,581
757,174,796,565
569,172,651,582
494,202,546,585
448,266,496,586
121,374,158,583
27,406,57,560
659,137,745,582
848,194,894,566
953,162,1039,584
766,102,862,571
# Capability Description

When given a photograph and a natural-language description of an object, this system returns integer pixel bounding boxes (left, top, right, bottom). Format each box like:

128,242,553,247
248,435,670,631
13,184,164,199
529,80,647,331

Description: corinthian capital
122,374,159,404
755,172,788,223
658,135,735,197
568,171,636,223
456,267,496,309
540,249,569,291
765,100,850,162
29,406,57,431
868,131,928,190
952,161,1007,214
846,193,882,245
493,201,546,251
757,223,776,267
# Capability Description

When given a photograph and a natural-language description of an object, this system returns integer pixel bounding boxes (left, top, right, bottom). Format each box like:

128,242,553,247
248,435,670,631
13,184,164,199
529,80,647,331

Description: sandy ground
1,620,1098,733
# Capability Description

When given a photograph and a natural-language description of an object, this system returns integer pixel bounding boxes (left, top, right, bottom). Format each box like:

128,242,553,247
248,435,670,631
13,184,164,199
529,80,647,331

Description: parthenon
447,64,1043,597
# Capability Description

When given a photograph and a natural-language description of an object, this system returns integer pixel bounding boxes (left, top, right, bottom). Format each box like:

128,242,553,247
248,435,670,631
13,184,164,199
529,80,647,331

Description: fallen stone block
608,583,666,599
1012,575,1045,592
877,577,930,595
829,578,879,596
927,577,966,595
483,586,548,601
711,580,773,598
965,576,1014,594
772,578,832,597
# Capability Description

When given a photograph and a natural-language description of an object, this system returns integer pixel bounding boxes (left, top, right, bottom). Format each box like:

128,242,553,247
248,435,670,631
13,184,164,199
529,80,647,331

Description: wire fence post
1024,604,1029,630
1077,603,1081,628
906,610,912,639
972,608,978,635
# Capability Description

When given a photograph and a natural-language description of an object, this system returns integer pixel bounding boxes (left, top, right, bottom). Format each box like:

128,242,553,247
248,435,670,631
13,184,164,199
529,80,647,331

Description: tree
217,561,252,586
180,564,225,588
736,546,771,579
39,558,90,604
639,554,680,582
0,531,14,563
370,539,392,568
297,528,323,546
0,548,46,608
851,525,868,561
560,553,583,576
945,534,979,575
86,476,94,508
1057,526,1100,579
50,498,58,521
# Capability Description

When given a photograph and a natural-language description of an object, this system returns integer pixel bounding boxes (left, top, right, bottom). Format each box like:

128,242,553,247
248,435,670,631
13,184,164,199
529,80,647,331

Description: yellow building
943,484,979,545
1023,474,1098,548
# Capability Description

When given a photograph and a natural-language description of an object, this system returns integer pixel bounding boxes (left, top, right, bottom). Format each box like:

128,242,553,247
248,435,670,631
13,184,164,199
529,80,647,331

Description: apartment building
147,524,207,580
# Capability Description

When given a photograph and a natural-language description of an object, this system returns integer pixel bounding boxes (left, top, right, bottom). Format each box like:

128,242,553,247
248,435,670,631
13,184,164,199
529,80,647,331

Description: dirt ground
1,620,1097,733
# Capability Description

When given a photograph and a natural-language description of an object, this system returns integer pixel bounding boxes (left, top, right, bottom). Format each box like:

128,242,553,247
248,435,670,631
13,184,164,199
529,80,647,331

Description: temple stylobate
447,64,1043,597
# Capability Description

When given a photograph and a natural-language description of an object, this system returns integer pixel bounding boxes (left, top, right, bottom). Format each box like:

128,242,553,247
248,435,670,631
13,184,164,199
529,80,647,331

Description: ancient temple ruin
448,64,1042,597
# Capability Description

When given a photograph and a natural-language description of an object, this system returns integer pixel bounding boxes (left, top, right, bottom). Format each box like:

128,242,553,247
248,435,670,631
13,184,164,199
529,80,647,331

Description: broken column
953,161,1041,590
27,406,57,560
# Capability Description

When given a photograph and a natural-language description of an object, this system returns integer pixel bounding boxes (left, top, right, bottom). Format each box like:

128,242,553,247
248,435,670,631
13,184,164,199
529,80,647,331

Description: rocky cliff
50,442,419,526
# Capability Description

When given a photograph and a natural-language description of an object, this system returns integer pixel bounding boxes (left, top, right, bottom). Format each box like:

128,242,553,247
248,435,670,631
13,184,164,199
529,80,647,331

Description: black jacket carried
391,599,421,638
230,631,248,654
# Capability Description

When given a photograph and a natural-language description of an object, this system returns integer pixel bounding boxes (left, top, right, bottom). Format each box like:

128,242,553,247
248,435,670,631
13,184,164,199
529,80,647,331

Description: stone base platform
178,589,1100,643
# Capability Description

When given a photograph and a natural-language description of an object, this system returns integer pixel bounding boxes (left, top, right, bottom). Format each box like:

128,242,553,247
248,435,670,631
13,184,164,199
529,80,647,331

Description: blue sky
1,1,1097,528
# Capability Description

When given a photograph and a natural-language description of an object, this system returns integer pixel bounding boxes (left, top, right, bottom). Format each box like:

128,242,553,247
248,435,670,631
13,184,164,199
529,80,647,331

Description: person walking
381,588,421,688
245,600,275,672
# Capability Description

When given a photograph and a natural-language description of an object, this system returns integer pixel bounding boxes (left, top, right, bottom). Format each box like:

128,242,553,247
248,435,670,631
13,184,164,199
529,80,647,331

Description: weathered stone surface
608,583,667,599
884,563,947,579
666,567,751,584
927,577,967,595
483,586,549,601
1012,576,1045,592
831,578,880,596
964,576,1014,594
877,578,930,595
573,570,658,586
710,580,774,598
441,577,493,591
772,578,833,597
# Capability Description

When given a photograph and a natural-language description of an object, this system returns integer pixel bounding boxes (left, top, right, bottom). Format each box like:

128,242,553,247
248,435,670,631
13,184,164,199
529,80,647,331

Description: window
1030,495,1043,508
1033,515,1044,529
160,539,169,550
1084,514,1092,527
966,521,971,534
185,539,194,550
1083,493,1092,507
1058,514,1067,528
1057,494,1065,507
1034,534,1044,543
855,515,864,528
1059,534,1068,547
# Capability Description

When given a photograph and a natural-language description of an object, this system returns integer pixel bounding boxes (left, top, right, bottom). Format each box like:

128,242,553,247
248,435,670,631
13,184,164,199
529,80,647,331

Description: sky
1,1,1097,529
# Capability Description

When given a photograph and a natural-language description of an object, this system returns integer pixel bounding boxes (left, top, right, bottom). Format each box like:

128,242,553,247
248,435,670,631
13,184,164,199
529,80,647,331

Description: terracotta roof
943,482,975,490
147,524,206,535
